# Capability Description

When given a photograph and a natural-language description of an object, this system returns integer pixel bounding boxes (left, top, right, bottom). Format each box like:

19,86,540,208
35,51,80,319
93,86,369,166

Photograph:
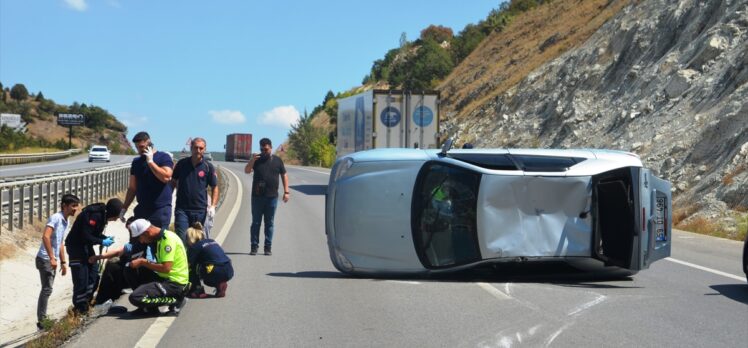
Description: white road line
134,166,243,348
666,257,746,282
567,294,606,316
477,282,513,300
287,166,330,175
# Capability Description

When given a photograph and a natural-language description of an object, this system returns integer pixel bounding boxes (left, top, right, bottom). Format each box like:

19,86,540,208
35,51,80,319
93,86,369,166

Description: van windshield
412,162,482,268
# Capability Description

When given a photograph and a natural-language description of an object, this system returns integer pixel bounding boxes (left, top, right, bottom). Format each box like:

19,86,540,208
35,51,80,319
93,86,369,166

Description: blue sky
1,0,500,152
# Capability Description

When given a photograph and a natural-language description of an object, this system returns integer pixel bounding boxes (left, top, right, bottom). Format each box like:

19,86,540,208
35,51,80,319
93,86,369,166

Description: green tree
390,39,454,90
36,91,45,101
10,84,29,101
452,23,486,62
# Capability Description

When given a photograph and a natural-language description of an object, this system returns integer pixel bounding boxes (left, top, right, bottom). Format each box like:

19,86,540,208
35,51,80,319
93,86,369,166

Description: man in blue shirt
35,193,79,329
172,137,218,241
122,131,174,229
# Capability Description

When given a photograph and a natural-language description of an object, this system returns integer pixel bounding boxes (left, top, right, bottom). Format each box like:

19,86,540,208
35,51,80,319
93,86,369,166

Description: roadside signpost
57,113,85,149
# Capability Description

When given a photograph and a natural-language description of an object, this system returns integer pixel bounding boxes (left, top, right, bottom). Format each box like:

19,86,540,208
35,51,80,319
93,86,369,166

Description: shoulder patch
165,245,172,253
89,219,97,226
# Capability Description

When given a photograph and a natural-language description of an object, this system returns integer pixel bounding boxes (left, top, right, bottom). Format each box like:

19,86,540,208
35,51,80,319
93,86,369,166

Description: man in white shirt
36,193,80,330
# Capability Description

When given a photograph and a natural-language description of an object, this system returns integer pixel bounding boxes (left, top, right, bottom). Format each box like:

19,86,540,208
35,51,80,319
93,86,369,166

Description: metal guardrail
0,149,82,166
0,164,130,234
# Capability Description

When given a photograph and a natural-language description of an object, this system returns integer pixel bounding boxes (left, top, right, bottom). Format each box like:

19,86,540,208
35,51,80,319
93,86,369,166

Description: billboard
0,113,22,129
57,113,85,126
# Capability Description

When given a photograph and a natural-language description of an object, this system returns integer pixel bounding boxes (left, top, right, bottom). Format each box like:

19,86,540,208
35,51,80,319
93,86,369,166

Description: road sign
57,113,85,126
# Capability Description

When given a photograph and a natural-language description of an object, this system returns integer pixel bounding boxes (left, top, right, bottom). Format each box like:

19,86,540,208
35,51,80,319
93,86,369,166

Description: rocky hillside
0,87,132,153
440,0,747,235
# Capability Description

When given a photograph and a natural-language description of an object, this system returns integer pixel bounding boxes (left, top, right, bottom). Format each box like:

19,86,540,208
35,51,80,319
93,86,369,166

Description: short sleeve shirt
130,152,174,211
251,155,286,198
37,212,68,260
173,157,217,211
155,229,189,285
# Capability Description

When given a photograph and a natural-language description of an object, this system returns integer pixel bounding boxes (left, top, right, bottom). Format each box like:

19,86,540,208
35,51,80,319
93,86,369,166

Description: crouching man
127,219,189,315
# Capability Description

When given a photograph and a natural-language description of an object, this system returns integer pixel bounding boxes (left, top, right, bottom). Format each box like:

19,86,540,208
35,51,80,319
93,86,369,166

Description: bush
420,25,453,43
10,84,29,101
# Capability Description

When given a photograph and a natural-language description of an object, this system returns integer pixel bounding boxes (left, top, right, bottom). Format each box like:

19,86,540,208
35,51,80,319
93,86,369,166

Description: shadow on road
266,263,642,288
267,271,345,279
290,184,327,196
708,284,748,304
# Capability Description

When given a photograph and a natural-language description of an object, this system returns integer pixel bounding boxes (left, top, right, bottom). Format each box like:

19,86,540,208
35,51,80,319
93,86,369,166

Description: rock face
442,0,748,220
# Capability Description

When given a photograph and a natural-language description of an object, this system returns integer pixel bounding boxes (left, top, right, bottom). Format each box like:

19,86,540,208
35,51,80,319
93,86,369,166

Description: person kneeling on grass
127,219,189,315
186,222,233,298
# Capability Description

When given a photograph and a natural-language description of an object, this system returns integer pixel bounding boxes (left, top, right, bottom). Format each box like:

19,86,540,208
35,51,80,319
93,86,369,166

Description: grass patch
738,213,748,242
26,308,84,348
676,211,748,241
0,147,66,154
672,203,701,226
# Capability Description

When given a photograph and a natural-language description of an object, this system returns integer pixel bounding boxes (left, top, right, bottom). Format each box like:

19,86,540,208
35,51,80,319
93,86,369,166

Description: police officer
65,198,122,314
128,219,189,315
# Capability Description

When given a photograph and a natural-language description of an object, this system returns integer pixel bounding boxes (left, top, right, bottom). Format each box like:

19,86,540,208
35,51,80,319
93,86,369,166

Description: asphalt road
65,162,747,348
0,154,132,179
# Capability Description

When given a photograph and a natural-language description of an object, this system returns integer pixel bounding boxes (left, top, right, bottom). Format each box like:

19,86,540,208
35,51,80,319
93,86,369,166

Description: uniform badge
198,170,205,178
206,264,214,273
165,245,172,253
89,219,96,226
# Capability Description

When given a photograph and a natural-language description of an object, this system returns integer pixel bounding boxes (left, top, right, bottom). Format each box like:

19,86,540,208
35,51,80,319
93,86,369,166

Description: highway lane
67,162,747,347
0,154,132,179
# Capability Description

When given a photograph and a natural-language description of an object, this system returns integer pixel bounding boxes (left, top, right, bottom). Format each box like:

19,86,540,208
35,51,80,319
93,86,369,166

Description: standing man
122,131,174,229
244,138,289,256
65,198,122,314
36,194,79,329
172,137,218,241
127,219,189,315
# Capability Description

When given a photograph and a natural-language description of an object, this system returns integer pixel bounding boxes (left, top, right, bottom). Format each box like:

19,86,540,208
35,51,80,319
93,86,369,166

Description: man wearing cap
122,131,174,229
128,219,189,315
65,198,123,314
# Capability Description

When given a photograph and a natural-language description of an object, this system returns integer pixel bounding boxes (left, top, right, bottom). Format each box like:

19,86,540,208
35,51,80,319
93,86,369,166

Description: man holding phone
122,131,174,229
244,137,289,256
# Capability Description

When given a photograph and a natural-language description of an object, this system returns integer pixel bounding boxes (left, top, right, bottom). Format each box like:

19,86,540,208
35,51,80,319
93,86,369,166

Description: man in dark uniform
172,137,219,241
244,137,289,256
65,198,122,314
122,131,174,229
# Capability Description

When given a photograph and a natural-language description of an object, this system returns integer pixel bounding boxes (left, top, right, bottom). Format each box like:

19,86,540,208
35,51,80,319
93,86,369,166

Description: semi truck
225,133,252,162
336,89,440,157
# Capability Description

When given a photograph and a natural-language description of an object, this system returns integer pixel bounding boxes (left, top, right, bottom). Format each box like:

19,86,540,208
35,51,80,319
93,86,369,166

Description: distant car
325,143,673,276
204,152,213,161
88,145,111,162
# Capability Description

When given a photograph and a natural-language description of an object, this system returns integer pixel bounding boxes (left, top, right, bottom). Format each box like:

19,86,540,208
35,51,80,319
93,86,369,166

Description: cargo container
225,133,252,162
336,90,439,157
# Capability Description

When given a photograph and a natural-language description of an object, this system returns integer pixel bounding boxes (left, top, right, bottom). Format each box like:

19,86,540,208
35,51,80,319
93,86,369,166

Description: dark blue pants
174,208,206,242
134,205,172,229
193,261,234,288
251,196,278,248
69,259,99,313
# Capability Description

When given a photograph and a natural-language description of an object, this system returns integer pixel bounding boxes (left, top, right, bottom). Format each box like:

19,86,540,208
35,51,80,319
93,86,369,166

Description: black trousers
94,261,160,304
129,279,188,308
69,259,99,313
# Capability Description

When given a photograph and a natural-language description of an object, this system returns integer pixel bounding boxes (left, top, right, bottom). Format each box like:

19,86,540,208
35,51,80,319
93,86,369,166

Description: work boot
264,246,272,256
250,246,258,255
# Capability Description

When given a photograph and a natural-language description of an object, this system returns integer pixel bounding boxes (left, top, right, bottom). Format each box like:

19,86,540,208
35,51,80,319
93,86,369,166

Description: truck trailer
225,133,253,162
336,89,439,157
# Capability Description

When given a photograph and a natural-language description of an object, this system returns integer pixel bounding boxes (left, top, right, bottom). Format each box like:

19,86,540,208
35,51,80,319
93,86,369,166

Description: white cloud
258,105,300,128
117,112,148,127
210,110,246,124
64,0,88,11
